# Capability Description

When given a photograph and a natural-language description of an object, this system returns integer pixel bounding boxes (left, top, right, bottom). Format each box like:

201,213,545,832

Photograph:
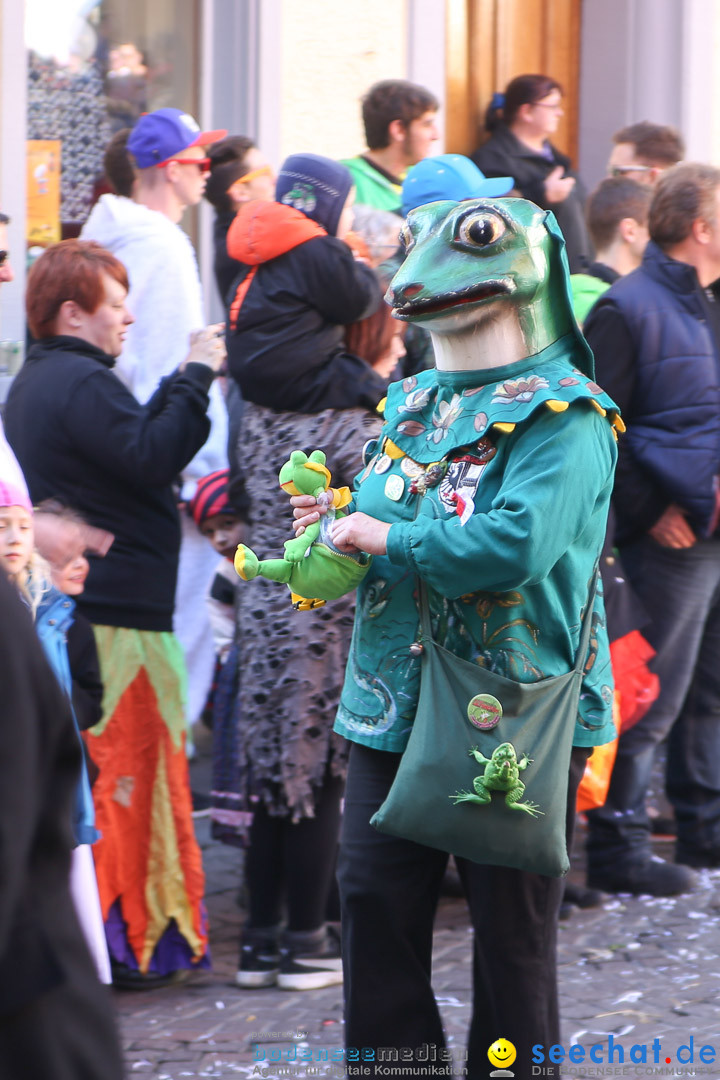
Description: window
26,0,200,237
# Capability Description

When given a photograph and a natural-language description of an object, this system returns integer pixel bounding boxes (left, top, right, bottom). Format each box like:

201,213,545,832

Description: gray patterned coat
235,402,382,820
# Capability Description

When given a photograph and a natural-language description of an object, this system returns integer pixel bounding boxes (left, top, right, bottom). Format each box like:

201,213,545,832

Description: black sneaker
587,854,697,897
236,933,280,988
277,926,343,991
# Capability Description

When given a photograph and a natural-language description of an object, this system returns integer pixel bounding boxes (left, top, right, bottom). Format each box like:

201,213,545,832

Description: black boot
587,855,696,897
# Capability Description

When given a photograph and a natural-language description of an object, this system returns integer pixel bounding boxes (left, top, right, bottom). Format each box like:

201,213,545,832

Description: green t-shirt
570,273,611,326
340,155,402,212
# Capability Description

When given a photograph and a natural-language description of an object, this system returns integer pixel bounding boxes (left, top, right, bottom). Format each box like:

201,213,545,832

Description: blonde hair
9,549,53,619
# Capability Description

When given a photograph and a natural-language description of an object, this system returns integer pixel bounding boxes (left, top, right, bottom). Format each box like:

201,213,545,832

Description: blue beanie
275,154,353,237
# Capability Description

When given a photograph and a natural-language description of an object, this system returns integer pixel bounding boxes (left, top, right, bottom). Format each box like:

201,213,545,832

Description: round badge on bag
467,693,503,730
401,457,424,480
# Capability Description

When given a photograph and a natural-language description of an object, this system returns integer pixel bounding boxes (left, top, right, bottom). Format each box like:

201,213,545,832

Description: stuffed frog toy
234,449,371,610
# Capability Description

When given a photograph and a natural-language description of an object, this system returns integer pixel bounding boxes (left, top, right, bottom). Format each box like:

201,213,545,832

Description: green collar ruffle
380,334,622,465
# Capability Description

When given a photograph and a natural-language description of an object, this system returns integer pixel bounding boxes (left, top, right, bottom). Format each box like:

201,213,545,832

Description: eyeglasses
228,164,274,195
0,251,9,266
610,164,653,177
533,102,564,112
158,157,211,174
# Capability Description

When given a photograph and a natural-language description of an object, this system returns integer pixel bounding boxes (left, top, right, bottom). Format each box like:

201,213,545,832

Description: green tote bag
371,577,598,877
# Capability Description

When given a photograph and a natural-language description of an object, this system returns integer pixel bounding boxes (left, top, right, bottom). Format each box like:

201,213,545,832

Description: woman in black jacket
5,239,224,989
472,73,592,272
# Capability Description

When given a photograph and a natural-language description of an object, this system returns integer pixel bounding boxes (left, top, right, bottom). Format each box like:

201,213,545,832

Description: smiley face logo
488,1038,516,1071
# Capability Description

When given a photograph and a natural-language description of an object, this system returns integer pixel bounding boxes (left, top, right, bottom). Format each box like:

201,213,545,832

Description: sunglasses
228,164,274,195
158,157,211,174
0,251,9,266
609,164,653,177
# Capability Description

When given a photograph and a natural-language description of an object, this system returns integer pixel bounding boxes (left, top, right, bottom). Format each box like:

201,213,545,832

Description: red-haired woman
472,74,592,272
5,239,225,988
345,295,406,382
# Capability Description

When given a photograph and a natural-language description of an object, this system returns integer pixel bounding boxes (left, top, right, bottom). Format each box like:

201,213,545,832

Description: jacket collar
358,154,403,186
36,587,75,631
485,123,568,166
382,338,620,465
640,241,704,298
588,262,620,286
28,335,116,369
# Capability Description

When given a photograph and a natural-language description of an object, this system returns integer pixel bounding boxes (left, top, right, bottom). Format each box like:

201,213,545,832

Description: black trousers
245,772,344,933
337,742,590,1080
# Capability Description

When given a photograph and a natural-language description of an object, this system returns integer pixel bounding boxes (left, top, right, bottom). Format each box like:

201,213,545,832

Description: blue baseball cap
401,154,514,217
127,108,227,168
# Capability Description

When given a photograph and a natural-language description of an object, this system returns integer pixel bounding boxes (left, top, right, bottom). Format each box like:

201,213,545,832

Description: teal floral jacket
334,336,621,753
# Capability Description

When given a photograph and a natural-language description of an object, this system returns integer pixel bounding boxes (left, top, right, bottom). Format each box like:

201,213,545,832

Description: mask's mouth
392,280,511,321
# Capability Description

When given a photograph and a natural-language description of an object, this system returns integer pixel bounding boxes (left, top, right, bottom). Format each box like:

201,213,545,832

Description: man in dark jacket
0,575,124,1079
583,162,720,896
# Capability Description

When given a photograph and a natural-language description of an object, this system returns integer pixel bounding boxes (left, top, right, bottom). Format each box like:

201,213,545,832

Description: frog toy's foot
291,593,326,611
234,544,259,581
449,789,489,806
508,799,544,817
283,531,317,564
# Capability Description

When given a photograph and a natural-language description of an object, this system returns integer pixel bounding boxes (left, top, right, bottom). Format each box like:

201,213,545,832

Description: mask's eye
399,224,415,252
457,212,505,248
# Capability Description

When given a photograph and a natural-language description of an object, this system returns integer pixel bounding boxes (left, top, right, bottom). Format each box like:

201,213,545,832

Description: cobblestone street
114,756,720,1080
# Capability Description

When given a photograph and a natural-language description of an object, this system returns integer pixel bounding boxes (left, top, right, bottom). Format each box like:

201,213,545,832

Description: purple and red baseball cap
128,108,227,168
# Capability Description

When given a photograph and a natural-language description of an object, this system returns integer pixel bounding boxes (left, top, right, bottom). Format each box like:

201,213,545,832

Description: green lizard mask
386,198,595,379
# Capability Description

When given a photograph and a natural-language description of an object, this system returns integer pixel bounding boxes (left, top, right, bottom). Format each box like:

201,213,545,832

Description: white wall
407,0,445,147
578,0,720,191
278,0,409,162
253,0,446,165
